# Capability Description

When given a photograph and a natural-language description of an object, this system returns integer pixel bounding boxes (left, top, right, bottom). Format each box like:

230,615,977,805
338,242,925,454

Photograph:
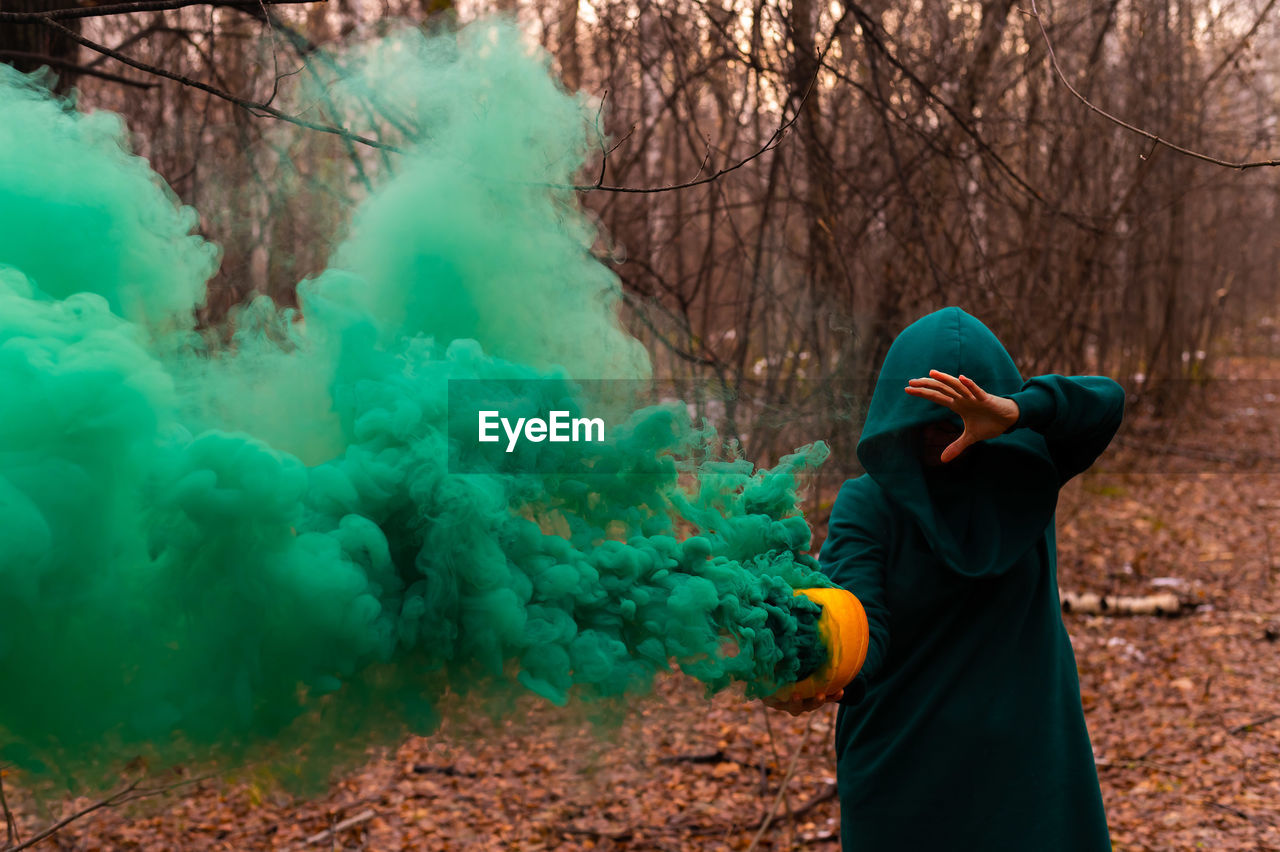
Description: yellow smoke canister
771,587,870,701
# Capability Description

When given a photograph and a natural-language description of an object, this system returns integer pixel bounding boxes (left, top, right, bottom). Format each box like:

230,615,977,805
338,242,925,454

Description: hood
856,307,1059,577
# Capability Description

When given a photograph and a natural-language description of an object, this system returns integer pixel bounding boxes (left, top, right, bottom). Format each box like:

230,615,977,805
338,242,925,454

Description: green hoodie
821,307,1122,851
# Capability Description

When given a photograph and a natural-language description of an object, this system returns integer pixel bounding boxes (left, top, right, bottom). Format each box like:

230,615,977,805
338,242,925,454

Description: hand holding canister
764,587,870,715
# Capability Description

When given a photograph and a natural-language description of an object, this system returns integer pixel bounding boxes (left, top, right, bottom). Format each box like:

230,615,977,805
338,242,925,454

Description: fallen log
1060,590,1184,616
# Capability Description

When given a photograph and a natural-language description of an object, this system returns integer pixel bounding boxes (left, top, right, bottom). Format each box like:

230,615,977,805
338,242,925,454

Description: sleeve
818,480,891,707
1002,374,1125,484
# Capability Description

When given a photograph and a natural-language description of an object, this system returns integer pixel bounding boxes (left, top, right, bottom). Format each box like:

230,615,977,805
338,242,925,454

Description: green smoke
0,21,830,787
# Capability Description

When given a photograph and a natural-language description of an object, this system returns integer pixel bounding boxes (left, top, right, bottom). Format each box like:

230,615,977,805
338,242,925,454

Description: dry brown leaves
8,357,1280,851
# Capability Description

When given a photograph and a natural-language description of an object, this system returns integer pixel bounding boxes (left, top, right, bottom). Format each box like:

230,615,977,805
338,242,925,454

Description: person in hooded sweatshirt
769,306,1123,851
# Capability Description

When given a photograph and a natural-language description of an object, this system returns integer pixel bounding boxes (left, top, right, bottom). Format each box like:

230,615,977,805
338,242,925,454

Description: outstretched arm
1002,374,1126,483
904,369,1125,482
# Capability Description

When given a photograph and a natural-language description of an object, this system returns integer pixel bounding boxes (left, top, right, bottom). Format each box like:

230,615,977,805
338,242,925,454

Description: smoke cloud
0,20,831,787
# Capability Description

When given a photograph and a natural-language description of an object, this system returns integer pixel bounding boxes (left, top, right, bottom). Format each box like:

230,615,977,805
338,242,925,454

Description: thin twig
33,16,402,154
0,0,317,22
656,750,728,765
1095,757,1188,777
1197,0,1280,99
746,713,815,852
843,1,1105,234
759,704,796,843
1026,0,1280,170
2,770,220,852
575,32,833,194
0,767,18,848
6,779,145,852
0,50,155,88
1230,713,1280,735
573,108,792,193
305,809,375,846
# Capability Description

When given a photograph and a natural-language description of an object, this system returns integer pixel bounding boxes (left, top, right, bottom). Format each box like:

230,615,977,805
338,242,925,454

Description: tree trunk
0,0,82,91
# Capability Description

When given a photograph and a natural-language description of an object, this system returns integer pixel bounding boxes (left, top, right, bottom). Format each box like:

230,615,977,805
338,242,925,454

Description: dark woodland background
5,0,1280,849
9,0,1280,468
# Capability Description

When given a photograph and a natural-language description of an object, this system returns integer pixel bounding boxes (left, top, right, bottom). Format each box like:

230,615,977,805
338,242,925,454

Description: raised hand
904,370,1020,463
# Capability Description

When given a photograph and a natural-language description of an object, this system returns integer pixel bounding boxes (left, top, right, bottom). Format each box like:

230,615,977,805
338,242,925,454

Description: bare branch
4,779,144,852
574,17,837,194
1197,0,1280,98
1026,0,1280,170
0,0,318,23
0,770,222,852
33,16,403,154
573,108,797,194
0,50,155,88
843,1,1107,234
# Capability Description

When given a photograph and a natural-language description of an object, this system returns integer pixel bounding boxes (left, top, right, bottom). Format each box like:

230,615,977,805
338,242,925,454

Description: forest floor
7,357,1280,851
